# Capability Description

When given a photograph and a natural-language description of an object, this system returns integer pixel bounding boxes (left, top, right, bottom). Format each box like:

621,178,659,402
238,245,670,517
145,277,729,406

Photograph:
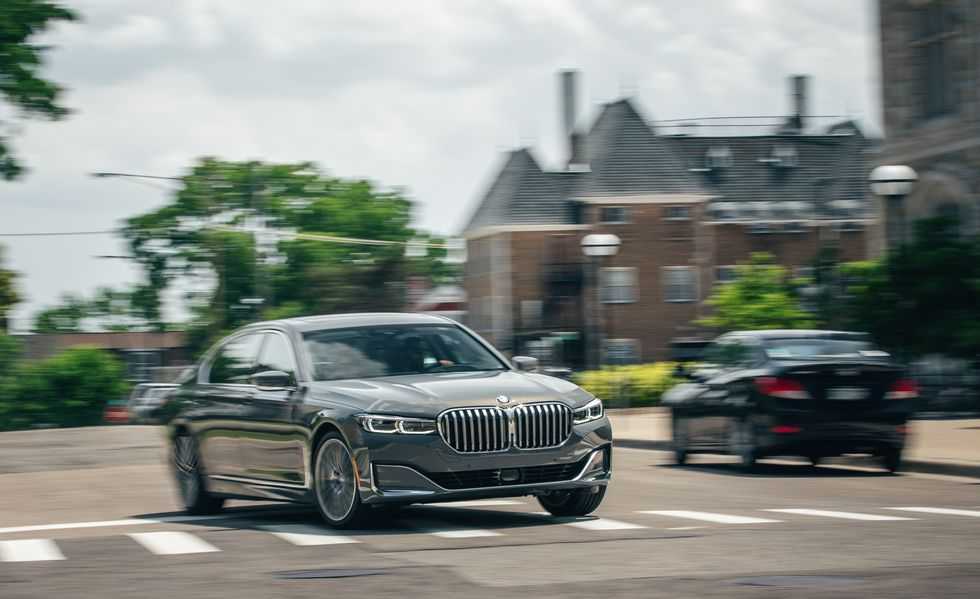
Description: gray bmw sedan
168,313,612,527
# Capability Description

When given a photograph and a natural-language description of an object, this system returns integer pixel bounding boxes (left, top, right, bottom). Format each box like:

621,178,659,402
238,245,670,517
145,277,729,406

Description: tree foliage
841,217,980,360
0,245,21,333
0,0,77,180
123,158,454,354
32,287,145,333
698,252,816,332
0,346,128,431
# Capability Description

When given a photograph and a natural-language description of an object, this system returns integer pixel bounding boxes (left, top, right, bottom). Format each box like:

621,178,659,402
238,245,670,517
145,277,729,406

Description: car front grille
437,403,573,453
424,454,588,490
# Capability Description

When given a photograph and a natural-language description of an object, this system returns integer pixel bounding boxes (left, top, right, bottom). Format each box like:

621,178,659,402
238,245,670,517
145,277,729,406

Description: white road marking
128,531,220,555
766,509,915,521
427,500,525,508
666,526,705,531
639,510,781,524
429,529,503,539
887,507,980,518
565,518,647,531
0,539,65,562
263,524,360,546
0,513,249,535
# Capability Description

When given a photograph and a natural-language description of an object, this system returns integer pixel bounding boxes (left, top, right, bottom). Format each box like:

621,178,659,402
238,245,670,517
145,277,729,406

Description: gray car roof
727,329,869,340
245,312,456,334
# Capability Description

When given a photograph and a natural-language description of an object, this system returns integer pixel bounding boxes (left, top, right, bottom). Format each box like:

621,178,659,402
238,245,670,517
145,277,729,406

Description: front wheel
537,486,606,517
313,433,369,528
880,448,902,474
672,416,689,465
172,432,225,515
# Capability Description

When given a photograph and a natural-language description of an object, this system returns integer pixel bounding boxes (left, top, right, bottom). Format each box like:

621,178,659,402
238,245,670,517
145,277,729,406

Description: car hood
306,370,591,418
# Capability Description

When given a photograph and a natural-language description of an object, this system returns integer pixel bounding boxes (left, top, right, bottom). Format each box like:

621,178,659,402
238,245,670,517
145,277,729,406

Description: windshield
763,337,883,360
303,324,507,381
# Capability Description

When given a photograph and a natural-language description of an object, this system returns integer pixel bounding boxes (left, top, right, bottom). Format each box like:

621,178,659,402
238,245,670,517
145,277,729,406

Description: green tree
0,346,128,431
0,1,77,180
33,287,148,333
124,158,454,354
842,217,980,360
697,252,816,332
0,245,21,333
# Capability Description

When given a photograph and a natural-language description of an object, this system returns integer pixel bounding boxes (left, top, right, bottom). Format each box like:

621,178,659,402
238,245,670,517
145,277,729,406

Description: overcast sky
3,0,879,330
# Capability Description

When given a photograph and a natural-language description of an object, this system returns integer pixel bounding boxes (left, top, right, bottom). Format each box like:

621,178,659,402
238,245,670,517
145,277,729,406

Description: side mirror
251,370,293,391
512,356,540,373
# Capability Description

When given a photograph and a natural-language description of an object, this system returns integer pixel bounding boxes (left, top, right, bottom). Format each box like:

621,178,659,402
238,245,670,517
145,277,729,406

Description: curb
612,438,980,479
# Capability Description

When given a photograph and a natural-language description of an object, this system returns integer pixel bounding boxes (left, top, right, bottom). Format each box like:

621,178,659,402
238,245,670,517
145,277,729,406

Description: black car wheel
537,485,606,517
807,455,822,467
672,416,689,465
728,419,758,472
172,432,225,515
880,448,902,474
313,433,368,528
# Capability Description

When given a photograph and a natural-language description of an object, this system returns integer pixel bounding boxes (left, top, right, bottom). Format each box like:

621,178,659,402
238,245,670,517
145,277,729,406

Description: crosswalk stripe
0,539,65,562
429,528,503,538
128,531,220,555
565,518,647,531
638,510,781,525
264,524,360,546
887,507,980,518
765,509,915,521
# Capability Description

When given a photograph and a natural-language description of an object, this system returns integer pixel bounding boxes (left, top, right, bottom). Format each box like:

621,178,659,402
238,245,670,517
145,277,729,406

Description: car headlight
573,398,604,425
356,414,437,435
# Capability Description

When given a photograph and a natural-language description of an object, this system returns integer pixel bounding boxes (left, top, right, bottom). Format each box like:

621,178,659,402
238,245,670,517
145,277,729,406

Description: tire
537,485,606,517
728,418,758,472
881,448,902,474
672,416,689,465
807,455,822,467
172,432,225,515
313,433,369,528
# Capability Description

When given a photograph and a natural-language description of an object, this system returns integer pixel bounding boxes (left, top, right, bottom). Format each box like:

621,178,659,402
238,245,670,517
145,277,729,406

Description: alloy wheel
315,439,358,523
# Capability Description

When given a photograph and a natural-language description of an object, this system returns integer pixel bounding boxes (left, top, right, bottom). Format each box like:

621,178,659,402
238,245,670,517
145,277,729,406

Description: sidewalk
608,407,980,478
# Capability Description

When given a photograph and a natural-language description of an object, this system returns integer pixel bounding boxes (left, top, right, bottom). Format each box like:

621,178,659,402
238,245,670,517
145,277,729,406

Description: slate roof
462,97,871,234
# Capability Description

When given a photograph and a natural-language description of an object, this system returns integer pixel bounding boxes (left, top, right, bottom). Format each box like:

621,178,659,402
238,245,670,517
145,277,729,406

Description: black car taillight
755,376,810,400
885,378,918,400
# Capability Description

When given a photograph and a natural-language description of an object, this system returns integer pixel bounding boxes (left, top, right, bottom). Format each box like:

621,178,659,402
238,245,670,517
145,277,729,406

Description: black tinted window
703,339,752,367
208,333,262,384
256,332,297,381
303,325,505,381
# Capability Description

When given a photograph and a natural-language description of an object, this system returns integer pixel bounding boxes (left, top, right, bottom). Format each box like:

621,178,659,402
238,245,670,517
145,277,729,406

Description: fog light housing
499,468,521,483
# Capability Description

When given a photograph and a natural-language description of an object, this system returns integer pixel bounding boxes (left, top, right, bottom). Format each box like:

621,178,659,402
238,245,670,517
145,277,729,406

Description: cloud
3,0,878,329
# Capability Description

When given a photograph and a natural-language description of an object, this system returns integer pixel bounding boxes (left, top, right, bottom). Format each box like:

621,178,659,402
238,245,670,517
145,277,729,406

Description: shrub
0,347,129,431
574,362,680,408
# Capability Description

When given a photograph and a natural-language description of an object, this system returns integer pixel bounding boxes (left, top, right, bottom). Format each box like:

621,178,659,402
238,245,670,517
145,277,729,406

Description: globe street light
869,165,917,250
581,233,621,370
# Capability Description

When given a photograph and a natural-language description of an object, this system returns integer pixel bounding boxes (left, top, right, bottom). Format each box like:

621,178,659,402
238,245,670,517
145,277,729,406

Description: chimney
560,70,585,168
790,74,809,132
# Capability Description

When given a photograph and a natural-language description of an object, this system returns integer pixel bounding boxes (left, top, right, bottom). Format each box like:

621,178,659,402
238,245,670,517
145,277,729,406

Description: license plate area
827,386,869,401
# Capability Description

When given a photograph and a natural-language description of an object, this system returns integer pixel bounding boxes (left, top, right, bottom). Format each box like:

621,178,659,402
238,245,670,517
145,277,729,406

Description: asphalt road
2,427,980,598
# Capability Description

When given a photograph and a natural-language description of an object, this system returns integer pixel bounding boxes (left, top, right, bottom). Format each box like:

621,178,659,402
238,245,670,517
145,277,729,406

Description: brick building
873,0,980,255
462,72,872,367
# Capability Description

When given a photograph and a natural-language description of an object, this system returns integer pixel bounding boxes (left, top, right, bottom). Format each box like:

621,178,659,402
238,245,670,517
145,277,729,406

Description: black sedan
663,330,917,472
168,313,612,527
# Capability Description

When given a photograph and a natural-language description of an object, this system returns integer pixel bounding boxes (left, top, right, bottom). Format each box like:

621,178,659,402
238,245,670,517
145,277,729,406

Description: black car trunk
775,360,904,421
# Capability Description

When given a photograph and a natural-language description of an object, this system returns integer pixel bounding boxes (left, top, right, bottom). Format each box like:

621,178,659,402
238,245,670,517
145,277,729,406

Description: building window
715,265,738,284
916,4,956,118
599,206,630,224
663,206,691,221
663,266,697,303
600,267,637,303
520,300,543,329
605,338,640,365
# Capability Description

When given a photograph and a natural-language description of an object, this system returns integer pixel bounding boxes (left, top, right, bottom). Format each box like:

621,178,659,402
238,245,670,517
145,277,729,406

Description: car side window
255,332,297,383
704,339,750,369
208,333,263,384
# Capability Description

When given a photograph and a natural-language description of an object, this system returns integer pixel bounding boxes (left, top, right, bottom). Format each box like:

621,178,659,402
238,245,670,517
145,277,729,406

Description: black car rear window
763,337,884,360
302,324,507,381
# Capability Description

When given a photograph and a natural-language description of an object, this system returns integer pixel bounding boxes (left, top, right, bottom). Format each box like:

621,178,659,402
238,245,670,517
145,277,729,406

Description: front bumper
350,417,613,504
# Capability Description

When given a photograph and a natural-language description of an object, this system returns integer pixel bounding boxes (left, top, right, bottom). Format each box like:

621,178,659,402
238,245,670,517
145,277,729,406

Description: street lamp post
869,165,918,250
581,233,621,370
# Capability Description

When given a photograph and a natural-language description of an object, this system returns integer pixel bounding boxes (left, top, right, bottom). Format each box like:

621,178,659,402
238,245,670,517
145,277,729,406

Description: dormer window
705,146,733,169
